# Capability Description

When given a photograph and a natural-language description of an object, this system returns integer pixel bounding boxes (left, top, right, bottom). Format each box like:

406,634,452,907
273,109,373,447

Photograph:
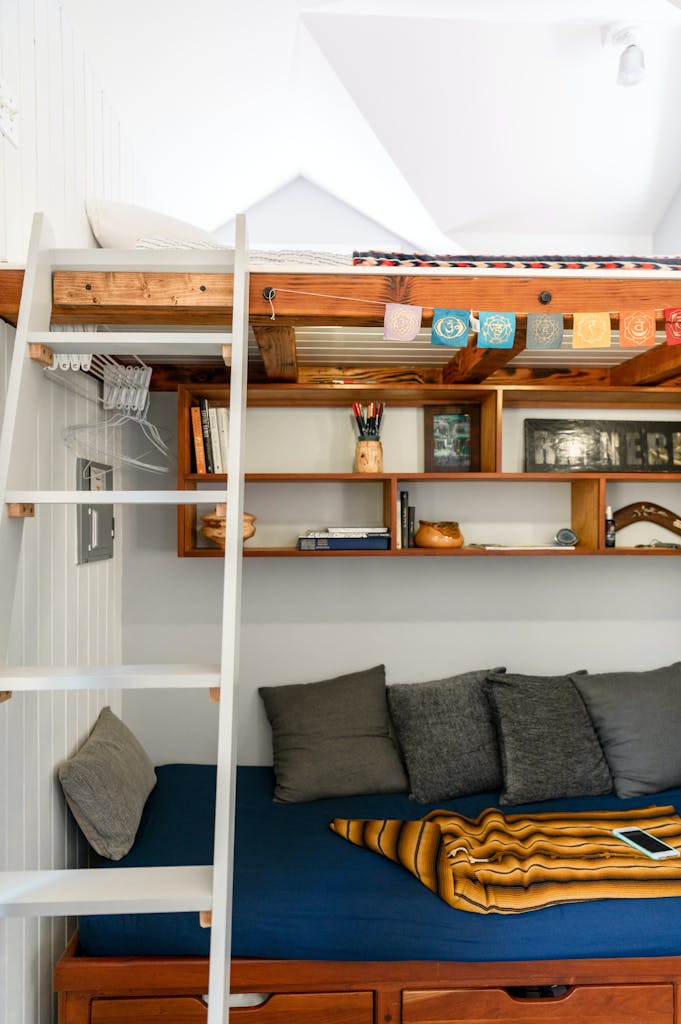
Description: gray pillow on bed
387,668,505,801
259,664,407,803
486,671,612,805
572,663,681,798
58,706,157,860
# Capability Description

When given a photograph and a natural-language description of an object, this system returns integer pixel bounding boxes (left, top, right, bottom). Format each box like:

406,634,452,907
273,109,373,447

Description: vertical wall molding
0,0,146,1020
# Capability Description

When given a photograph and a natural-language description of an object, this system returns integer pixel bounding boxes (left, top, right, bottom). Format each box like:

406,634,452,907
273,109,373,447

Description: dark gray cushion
259,664,407,803
387,669,505,801
572,663,681,798
58,706,156,860
486,671,612,805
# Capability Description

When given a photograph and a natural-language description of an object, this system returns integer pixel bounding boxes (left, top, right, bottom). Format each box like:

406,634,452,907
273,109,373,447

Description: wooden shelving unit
177,384,681,558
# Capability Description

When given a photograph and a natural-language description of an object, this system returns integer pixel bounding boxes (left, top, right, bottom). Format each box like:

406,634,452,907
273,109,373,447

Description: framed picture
524,418,681,473
424,405,481,472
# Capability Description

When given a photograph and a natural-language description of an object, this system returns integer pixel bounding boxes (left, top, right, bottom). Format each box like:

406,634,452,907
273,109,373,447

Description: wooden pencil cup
354,440,383,473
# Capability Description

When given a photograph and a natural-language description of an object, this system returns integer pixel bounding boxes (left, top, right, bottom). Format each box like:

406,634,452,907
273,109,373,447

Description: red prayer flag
664,308,681,345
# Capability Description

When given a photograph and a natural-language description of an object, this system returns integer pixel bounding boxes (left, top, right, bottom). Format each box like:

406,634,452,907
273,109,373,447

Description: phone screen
622,829,674,853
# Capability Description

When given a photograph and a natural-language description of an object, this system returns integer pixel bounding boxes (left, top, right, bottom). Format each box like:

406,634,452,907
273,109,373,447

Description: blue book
297,535,390,551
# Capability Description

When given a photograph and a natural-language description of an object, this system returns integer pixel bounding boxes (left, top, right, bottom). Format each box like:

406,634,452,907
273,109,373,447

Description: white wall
654,183,681,255
0,0,148,264
0,1,146,1021
122,395,681,767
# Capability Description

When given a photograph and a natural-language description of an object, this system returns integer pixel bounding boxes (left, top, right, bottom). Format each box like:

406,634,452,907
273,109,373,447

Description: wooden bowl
414,520,464,549
200,503,256,549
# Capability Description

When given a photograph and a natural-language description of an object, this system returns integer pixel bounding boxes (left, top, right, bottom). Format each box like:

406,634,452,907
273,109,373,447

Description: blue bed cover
78,764,681,961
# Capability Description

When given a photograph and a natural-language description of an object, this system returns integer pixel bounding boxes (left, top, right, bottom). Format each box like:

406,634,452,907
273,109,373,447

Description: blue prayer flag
431,309,470,347
478,311,516,349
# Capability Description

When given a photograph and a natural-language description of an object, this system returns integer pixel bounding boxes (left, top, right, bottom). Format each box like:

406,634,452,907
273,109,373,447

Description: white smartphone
612,827,681,860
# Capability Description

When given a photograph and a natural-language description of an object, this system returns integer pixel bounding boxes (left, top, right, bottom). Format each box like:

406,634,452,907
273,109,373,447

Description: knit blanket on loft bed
330,805,681,915
352,252,681,271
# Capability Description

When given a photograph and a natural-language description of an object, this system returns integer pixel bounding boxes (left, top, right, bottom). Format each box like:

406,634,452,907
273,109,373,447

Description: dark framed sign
524,419,681,473
424,405,481,472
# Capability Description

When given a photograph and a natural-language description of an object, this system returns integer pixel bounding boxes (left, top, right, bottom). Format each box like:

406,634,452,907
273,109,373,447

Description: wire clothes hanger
54,352,172,474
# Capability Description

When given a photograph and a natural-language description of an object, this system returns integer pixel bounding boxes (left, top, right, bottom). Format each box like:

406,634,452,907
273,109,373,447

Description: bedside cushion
486,671,612,805
387,668,505,801
573,663,681,798
259,665,407,803
58,706,157,860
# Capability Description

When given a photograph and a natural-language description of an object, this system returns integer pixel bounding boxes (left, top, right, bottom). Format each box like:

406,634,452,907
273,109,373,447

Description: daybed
54,662,681,1024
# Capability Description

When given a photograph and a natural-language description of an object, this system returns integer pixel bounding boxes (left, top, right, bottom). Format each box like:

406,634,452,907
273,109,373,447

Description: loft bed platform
2,265,681,399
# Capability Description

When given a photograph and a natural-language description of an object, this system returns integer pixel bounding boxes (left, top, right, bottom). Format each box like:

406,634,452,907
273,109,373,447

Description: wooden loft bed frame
2,265,681,402
3,262,681,1022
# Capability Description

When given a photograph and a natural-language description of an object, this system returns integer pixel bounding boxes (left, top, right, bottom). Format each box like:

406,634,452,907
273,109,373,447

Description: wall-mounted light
605,24,647,87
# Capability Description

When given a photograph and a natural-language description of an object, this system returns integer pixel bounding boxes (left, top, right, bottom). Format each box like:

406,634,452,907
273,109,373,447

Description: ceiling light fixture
605,24,647,87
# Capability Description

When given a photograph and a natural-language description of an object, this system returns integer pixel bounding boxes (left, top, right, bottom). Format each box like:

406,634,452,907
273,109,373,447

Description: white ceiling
62,0,681,253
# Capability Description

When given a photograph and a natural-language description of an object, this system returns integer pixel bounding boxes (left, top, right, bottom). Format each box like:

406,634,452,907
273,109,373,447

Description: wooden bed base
55,933,681,1023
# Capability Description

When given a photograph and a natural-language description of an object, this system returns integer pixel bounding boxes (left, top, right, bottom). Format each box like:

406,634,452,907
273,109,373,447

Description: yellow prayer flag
572,312,611,349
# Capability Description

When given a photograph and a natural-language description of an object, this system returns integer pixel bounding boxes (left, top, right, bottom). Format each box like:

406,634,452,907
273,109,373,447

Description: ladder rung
6,491,227,505
0,865,212,917
0,664,221,691
49,248,235,273
31,331,232,358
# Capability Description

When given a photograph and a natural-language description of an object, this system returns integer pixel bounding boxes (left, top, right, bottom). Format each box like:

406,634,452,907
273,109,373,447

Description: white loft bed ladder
0,212,250,1024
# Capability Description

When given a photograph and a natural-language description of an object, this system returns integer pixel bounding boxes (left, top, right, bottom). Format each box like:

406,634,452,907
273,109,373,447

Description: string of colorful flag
262,286,681,349
390,306,681,349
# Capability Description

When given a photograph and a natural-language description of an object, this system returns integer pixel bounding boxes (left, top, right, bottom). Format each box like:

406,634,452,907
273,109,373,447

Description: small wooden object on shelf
355,440,383,473
200,503,256,549
414,521,465,548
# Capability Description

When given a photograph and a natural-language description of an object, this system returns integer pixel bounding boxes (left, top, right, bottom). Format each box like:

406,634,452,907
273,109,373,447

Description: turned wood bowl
200,502,256,549
414,520,464,549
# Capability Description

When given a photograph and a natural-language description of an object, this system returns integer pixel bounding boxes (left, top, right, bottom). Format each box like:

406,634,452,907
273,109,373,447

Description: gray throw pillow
259,664,407,803
58,706,156,860
572,663,681,798
486,672,612,805
387,669,505,801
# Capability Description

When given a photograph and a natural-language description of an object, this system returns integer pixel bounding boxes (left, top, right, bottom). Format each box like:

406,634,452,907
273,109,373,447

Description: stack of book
191,399,229,474
297,527,390,551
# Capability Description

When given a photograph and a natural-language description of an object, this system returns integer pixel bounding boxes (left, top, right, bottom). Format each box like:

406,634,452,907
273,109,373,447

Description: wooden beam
7,503,35,518
209,687,220,703
488,366,610,387
0,692,12,704
297,366,443,386
253,325,298,381
28,343,54,367
444,325,528,383
52,271,234,326
609,344,681,387
0,269,24,326
222,344,232,366
199,910,212,928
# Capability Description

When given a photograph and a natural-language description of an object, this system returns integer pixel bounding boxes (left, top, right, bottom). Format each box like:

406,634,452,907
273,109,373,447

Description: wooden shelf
176,382,681,559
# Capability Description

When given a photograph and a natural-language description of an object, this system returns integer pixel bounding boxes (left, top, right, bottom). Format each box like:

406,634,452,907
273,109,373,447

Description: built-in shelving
177,382,681,557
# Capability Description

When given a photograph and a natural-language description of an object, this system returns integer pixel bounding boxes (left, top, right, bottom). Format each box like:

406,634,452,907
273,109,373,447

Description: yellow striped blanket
329,805,681,914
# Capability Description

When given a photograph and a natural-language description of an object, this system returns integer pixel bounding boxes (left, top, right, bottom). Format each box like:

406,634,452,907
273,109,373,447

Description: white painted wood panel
0,0,148,1019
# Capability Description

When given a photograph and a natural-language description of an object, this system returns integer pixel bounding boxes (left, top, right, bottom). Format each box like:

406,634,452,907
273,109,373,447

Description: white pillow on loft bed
86,197,225,249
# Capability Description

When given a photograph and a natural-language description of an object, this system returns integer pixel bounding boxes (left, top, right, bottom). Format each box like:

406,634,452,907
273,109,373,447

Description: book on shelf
408,506,415,548
216,406,229,470
400,490,409,549
208,405,223,474
321,526,389,535
297,534,390,551
190,406,207,474
199,398,214,474
470,543,576,550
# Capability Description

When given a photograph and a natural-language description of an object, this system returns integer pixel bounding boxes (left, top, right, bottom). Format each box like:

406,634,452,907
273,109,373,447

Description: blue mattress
79,764,681,961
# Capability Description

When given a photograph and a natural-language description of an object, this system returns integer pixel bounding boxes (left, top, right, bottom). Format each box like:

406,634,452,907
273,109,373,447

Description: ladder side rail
0,213,54,665
207,213,249,1024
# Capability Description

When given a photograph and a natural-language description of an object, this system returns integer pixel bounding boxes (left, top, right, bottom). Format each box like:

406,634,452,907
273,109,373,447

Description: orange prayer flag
619,311,656,348
572,312,611,349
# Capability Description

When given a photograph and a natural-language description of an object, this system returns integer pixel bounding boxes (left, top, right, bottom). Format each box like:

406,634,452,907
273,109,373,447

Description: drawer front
402,984,674,1024
92,992,373,1024
92,997,207,1022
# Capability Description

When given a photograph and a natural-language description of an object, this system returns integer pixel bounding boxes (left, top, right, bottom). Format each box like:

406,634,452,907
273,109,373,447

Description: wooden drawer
402,984,674,1024
91,991,374,1024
